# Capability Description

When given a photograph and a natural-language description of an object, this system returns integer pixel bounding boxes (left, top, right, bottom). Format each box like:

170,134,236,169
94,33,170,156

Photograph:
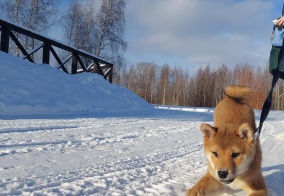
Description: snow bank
0,51,152,118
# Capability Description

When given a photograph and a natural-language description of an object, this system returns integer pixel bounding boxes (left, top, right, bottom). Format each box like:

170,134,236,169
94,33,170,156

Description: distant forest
118,62,284,110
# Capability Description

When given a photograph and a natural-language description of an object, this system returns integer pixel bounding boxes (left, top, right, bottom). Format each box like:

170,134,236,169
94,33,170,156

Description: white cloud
125,0,278,70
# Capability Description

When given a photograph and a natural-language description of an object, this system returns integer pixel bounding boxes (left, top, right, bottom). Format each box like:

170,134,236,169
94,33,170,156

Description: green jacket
269,4,284,79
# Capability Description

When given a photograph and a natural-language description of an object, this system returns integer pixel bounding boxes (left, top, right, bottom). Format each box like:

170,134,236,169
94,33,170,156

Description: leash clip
254,131,260,141
253,127,260,143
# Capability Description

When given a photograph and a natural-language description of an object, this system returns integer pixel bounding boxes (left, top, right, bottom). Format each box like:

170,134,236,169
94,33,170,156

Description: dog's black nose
218,170,228,179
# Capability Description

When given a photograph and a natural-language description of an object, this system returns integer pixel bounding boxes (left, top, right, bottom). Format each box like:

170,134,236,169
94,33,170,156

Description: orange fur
186,85,267,196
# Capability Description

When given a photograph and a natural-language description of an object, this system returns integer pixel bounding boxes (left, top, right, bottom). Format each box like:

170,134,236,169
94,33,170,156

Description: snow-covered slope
0,51,152,118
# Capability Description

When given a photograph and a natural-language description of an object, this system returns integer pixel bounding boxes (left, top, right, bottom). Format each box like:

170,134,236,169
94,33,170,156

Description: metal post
42,42,50,64
0,25,9,53
71,53,77,74
109,67,113,83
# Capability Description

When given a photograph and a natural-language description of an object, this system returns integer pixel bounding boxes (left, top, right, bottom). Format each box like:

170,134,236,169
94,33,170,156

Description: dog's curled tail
224,85,253,104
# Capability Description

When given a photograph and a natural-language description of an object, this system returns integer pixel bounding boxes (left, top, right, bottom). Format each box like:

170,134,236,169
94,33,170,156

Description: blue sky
124,0,283,73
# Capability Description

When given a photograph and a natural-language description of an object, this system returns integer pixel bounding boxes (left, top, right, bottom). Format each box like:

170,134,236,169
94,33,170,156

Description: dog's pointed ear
200,123,217,140
237,123,254,143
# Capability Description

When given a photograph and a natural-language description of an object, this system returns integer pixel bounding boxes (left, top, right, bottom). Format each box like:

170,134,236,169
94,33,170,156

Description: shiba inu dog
186,85,267,196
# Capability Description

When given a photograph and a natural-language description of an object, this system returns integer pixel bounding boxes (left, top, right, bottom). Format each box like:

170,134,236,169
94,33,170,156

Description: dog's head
200,123,256,184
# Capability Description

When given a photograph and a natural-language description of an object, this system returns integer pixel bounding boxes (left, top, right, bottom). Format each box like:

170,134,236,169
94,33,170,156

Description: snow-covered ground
0,51,284,195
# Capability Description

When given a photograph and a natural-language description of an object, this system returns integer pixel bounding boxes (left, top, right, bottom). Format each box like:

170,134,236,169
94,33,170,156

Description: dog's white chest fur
226,178,246,190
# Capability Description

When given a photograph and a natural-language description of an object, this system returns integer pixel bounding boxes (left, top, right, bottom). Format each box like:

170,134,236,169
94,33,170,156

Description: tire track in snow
0,118,199,157
0,142,206,195
0,119,119,153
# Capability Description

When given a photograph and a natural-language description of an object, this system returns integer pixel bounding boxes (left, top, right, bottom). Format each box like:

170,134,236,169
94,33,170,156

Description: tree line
118,62,284,110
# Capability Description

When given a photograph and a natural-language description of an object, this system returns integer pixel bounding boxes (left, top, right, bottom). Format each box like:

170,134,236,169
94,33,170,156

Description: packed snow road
0,108,283,195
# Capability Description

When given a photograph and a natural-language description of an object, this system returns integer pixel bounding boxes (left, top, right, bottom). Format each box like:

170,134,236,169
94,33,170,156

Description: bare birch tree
157,64,170,105
63,0,97,52
96,0,127,70
1,0,28,56
0,0,59,56
62,0,126,79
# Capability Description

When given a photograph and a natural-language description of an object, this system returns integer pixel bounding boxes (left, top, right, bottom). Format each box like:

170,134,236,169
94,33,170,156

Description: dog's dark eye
212,151,218,157
232,152,240,158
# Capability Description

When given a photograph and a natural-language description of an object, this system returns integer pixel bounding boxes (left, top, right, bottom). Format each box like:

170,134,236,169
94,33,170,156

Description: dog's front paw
185,186,205,196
